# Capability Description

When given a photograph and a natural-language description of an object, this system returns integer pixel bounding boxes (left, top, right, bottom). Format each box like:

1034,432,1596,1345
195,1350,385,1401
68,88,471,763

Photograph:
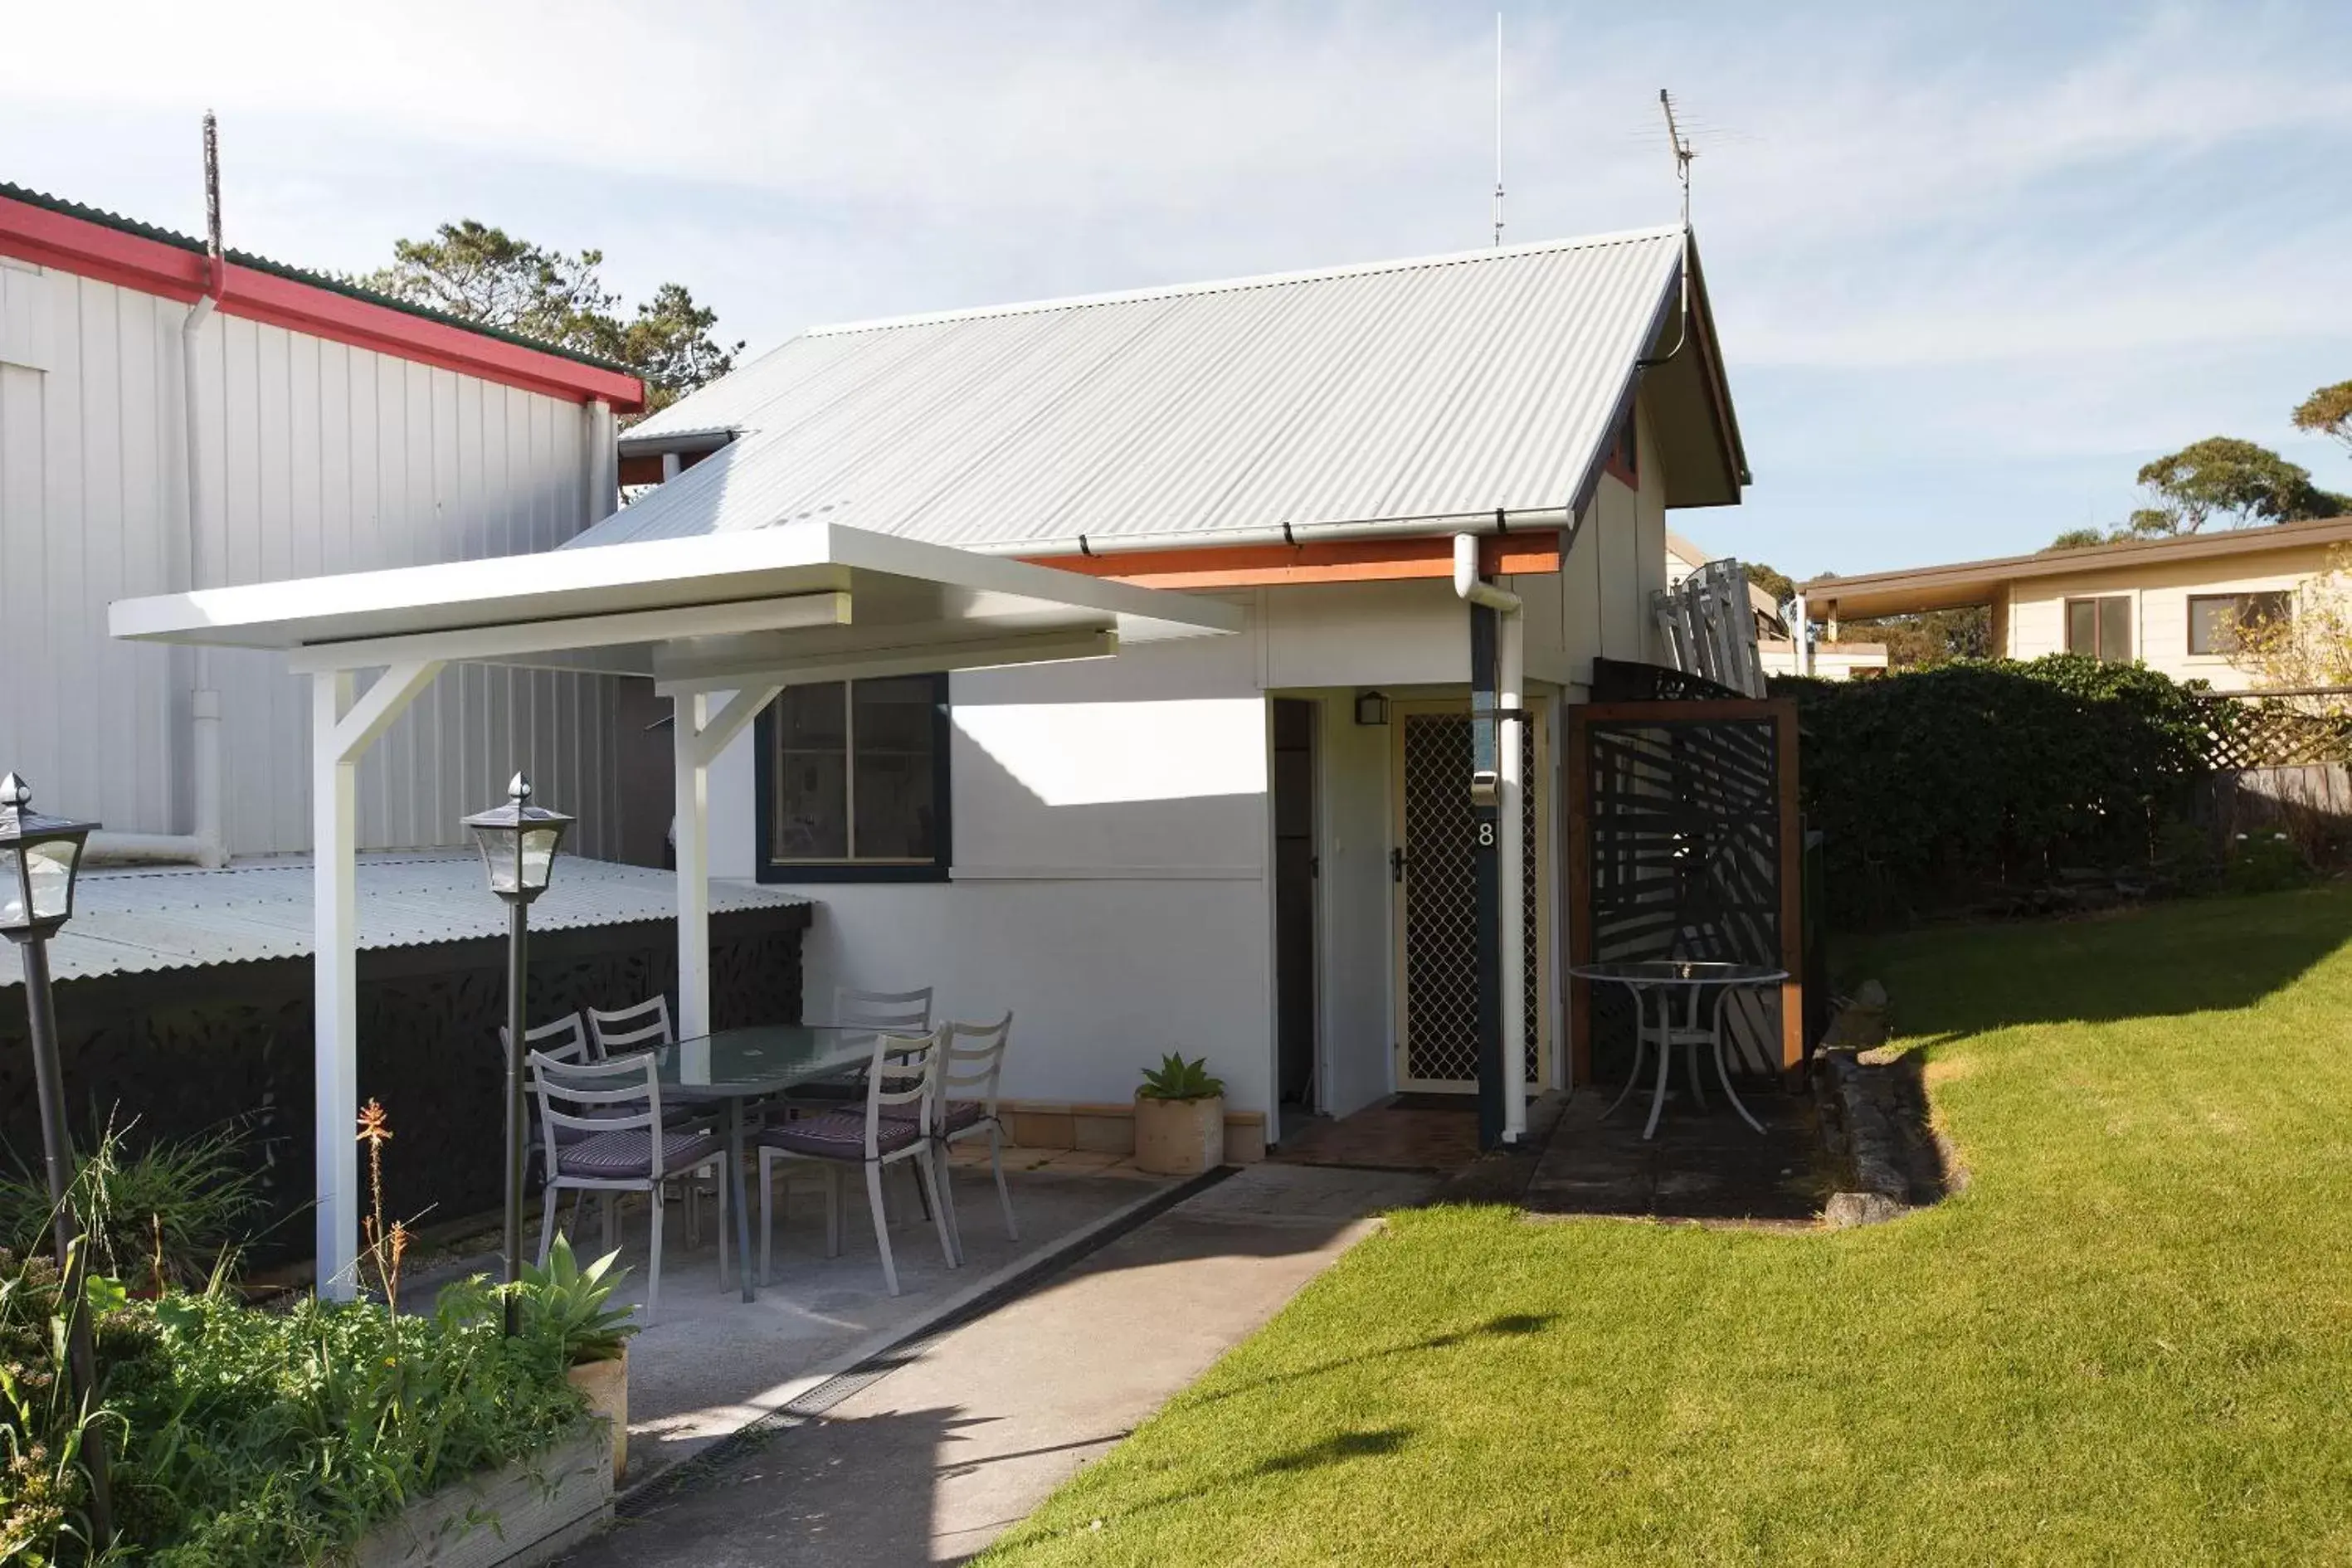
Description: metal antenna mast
1492,14,1506,246
1658,87,1693,230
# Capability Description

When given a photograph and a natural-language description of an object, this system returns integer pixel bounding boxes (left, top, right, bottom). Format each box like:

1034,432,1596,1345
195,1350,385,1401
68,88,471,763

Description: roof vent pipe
93,113,227,867
1453,533,1528,1145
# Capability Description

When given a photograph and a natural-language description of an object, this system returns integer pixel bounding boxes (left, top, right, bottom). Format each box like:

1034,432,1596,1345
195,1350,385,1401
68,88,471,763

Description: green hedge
1775,655,2214,928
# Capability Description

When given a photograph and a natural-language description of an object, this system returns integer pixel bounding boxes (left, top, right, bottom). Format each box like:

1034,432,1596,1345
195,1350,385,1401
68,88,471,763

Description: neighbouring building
0,180,650,859
1804,515,2352,691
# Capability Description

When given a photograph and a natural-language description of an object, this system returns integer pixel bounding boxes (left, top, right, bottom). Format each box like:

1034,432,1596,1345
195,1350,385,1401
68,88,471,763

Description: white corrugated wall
0,257,623,856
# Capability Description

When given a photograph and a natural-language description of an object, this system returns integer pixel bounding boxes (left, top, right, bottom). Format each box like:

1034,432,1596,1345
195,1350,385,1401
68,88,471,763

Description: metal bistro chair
889,1013,1017,1266
530,1049,732,1324
586,995,674,1057
756,1026,957,1298
498,1013,590,1186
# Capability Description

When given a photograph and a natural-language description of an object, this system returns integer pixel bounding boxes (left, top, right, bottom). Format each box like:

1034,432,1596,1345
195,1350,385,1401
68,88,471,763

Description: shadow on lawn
1194,1312,1555,1407
1856,887,2352,1040
1252,1426,1412,1476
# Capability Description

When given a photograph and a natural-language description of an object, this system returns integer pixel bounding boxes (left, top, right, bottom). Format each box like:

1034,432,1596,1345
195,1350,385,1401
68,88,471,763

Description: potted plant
521,1234,639,1484
1133,1053,1227,1176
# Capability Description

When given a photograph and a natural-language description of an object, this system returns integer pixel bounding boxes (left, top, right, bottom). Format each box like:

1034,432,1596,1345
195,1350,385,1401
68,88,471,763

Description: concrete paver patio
582,1148,1174,1485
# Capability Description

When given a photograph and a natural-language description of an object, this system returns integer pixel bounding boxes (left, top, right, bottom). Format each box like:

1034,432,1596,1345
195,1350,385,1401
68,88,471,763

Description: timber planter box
343,1420,613,1568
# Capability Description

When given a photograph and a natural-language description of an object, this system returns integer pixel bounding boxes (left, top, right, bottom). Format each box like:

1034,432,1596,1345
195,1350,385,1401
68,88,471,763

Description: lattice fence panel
1400,713,1541,1086
2197,698,2352,770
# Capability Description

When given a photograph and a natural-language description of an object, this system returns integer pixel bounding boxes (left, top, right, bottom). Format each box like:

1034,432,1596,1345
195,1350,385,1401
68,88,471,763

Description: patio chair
781,984,936,1114
890,1012,1017,1266
755,1026,957,1298
583,993,731,1243
585,995,674,1056
498,1012,590,1186
530,1049,732,1325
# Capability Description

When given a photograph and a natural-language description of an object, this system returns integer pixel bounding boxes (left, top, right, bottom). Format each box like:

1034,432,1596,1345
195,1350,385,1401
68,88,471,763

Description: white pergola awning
109,523,1239,1293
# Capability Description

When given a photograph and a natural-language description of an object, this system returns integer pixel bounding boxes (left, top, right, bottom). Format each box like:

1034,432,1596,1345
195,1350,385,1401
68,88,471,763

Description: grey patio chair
530,1048,731,1324
887,1012,1016,1265
755,1026,957,1298
498,1012,589,1187
585,995,674,1056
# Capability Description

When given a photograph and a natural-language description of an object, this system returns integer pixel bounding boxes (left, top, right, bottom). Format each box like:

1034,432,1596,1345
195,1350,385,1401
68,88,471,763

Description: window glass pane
2189,596,2233,656
2097,597,2131,664
852,676,937,860
772,684,849,859
2246,590,2291,635
2067,600,2097,655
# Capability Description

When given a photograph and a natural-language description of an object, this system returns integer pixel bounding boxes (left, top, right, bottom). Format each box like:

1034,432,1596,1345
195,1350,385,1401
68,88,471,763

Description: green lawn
981,887,2352,1566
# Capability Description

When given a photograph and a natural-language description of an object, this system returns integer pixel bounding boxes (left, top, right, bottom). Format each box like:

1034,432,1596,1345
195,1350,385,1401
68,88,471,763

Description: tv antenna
1658,87,1694,230
1492,14,1505,246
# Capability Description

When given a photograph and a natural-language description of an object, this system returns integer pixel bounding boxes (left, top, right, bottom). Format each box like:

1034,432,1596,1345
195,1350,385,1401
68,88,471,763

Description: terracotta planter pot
1133,1094,1225,1176
567,1351,628,1485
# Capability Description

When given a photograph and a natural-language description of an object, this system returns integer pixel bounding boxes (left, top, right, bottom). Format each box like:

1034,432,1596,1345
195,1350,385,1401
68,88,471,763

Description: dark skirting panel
0,906,810,1268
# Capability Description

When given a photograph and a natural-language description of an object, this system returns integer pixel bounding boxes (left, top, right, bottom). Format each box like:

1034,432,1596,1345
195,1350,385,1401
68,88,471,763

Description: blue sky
6,1,2347,577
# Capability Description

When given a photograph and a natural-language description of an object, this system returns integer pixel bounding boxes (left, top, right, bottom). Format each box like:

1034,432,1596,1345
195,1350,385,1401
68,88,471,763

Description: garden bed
347,1420,611,1568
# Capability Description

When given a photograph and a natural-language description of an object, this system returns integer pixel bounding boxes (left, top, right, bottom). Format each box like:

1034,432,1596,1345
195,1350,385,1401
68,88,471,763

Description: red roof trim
0,192,645,411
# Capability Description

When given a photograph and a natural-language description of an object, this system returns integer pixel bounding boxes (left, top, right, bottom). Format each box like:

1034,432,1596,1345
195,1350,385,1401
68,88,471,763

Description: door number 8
1476,821,1495,847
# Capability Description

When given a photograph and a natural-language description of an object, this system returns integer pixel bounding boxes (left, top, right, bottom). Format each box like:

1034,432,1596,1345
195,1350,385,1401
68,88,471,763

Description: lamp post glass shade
465,773,572,902
0,774,96,937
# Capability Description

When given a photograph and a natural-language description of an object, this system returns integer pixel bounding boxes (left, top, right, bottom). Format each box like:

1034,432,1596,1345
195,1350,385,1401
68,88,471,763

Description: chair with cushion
889,1012,1017,1265
530,1049,729,1324
498,1013,589,1176
756,1027,957,1297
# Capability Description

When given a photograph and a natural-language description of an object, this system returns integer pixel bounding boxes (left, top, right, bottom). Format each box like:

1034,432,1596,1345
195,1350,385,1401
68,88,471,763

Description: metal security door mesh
1399,711,1542,1088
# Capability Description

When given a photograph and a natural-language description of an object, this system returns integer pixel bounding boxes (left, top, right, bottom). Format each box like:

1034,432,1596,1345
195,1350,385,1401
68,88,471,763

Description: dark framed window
755,673,951,882
2064,596,2133,663
2188,591,2291,656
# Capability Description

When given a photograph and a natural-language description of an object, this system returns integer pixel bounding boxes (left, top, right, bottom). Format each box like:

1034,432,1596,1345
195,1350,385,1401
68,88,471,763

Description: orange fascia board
1021,533,1561,589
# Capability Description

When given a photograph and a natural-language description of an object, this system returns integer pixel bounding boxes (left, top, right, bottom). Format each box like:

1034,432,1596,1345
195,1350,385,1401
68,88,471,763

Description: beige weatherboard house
1806,515,2352,690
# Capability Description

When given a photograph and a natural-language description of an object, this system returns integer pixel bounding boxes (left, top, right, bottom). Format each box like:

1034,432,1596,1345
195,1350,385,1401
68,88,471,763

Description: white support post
312,671,358,1299
310,660,442,1299
674,692,713,1040
672,684,783,1038
1499,611,1528,1146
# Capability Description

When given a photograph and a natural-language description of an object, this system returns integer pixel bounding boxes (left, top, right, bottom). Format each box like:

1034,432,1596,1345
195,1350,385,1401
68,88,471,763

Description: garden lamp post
0,772,110,1540
465,772,572,1335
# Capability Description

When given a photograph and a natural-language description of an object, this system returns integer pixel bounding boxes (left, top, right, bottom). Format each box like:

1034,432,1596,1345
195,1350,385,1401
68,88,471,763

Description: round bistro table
1568,960,1789,1141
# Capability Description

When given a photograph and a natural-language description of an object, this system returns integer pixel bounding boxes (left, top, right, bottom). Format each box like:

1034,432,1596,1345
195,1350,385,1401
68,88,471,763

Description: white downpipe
1454,535,1528,1145
1794,589,1814,677
90,285,228,867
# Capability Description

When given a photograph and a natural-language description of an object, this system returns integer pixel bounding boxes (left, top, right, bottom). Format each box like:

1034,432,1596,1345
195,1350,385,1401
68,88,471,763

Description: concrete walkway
559,1164,1434,1566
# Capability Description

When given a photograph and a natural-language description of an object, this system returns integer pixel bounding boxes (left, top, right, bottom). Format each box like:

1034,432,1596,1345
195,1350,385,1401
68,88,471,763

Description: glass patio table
1567,961,1787,1142
646,1024,897,1303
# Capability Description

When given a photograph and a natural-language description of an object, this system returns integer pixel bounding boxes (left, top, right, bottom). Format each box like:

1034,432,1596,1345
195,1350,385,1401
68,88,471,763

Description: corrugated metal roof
577,226,1688,557
0,855,808,987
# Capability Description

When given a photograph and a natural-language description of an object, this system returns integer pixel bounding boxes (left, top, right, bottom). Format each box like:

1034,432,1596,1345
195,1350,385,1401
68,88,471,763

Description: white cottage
600,225,1751,1156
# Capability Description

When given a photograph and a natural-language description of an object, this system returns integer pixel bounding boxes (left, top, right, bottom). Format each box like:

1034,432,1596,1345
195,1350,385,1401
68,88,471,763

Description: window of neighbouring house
2065,596,2133,663
2187,591,2291,656
758,674,950,880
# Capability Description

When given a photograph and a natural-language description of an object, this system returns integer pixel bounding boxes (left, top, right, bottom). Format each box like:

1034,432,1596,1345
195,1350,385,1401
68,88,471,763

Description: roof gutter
1021,504,1571,562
